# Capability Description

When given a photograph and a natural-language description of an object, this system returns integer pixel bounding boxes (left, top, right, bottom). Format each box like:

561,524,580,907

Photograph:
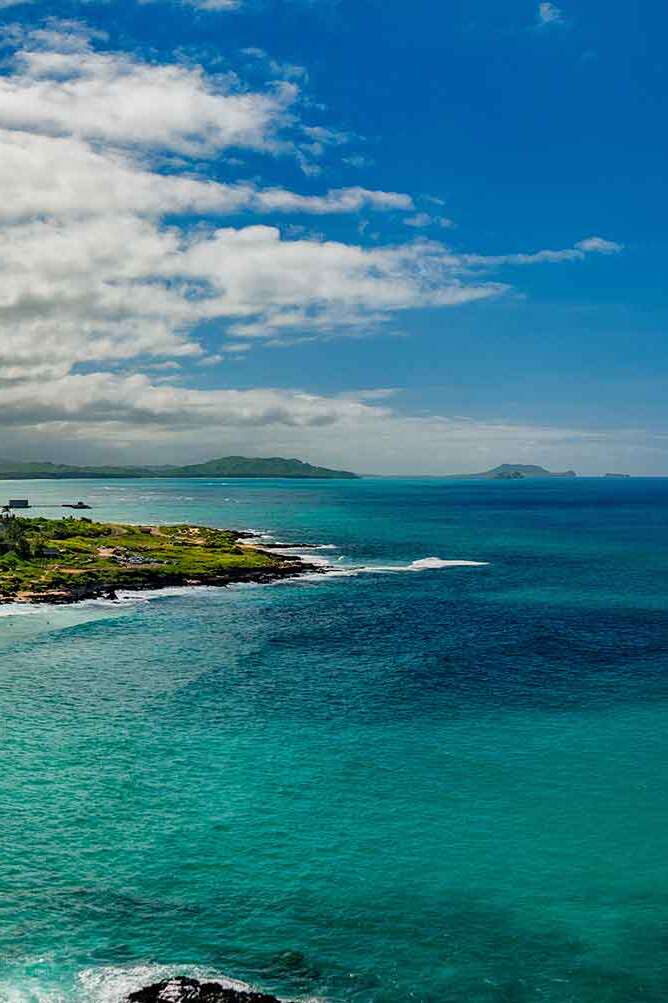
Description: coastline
0,519,323,606
0,513,488,607
0,560,320,606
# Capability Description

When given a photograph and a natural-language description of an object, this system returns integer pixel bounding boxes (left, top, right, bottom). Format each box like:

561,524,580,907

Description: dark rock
274,951,308,972
125,976,290,1003
272,950,320,980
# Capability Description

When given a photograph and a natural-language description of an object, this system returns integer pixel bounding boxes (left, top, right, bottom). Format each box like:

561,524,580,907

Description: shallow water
1,477,667,1001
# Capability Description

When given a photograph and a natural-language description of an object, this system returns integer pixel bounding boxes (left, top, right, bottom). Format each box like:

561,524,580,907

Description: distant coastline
0,455,358,481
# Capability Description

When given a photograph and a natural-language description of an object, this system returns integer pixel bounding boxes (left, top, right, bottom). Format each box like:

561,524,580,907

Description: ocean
1,476,667,1002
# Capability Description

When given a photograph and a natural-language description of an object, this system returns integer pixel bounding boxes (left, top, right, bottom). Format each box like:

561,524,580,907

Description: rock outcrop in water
125,976,290,1002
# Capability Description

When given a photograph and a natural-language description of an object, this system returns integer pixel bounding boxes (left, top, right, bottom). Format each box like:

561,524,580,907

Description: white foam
291,553,333,567
0,604,43,617
270,555,489,585
245,527,486,579
11,585,220,615
266,543,337,551
371,556,489,572
111,585,218,605
318,555,489,575
0,982,66,1002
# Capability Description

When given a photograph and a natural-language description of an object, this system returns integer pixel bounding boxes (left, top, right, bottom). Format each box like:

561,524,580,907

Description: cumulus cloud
0,131,414,221
0,213,507,379
0,34,297,157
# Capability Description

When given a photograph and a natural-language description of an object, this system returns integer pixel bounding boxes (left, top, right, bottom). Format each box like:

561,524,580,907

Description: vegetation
0,455,358,480
0,515,298,603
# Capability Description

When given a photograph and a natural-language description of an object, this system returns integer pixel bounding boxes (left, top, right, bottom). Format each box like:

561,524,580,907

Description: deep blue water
1,477,667,1002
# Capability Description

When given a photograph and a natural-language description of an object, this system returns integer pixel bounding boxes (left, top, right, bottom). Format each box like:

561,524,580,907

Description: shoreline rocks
1,558,322,606
125,976,290,1003
0,519,327,606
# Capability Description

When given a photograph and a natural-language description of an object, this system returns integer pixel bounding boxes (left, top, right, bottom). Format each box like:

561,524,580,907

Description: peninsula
0,515,314,604
0,455,358,480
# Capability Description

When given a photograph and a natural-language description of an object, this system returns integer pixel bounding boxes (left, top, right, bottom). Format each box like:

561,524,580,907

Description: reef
125,976,289,1002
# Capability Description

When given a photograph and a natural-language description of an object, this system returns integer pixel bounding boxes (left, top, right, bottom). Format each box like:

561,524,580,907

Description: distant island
451,464,577,480
0,455,358,480
0,515,315,604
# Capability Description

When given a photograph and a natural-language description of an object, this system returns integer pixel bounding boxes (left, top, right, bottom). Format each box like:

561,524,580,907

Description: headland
0,515,315,605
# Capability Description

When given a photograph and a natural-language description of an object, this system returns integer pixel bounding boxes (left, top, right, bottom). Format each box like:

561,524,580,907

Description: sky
0,0,665,475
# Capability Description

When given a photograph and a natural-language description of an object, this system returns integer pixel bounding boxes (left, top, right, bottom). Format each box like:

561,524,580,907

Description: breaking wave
0,964,255,1003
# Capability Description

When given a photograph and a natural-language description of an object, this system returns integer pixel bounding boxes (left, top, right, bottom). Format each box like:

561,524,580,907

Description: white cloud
0,23,627,470
538,2,564,26
0,214,506,378
0,131,414,221
574,236,621,254
460,237,623,267
183,0,242,9
403,212,454,230
255,186,413,214
0,29,298,157
0,373,369,429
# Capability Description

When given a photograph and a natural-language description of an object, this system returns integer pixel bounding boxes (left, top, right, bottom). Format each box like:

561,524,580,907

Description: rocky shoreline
0,517,323,606
125,976,290,1002
2,559,320,605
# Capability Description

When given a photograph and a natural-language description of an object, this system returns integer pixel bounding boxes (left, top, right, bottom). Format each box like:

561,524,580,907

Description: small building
8,499,30,509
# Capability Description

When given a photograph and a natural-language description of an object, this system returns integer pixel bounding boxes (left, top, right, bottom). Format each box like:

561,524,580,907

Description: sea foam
0,964,258,1003
244,530,488,580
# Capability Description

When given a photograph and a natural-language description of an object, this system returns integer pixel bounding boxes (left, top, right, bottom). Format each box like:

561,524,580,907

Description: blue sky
0,0,665,473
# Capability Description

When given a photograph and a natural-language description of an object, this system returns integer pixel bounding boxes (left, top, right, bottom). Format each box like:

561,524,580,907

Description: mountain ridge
0,455,358,480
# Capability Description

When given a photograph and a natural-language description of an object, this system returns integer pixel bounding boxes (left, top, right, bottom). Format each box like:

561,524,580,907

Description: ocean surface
1,476,667,1003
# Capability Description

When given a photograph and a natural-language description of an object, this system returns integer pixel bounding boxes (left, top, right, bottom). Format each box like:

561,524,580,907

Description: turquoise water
1,477,668,1002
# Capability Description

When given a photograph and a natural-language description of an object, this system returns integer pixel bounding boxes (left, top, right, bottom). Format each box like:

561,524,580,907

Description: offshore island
0,515,315,604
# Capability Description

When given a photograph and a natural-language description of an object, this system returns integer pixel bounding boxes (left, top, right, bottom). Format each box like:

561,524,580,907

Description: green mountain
454,464,577,480
0,456,358,480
